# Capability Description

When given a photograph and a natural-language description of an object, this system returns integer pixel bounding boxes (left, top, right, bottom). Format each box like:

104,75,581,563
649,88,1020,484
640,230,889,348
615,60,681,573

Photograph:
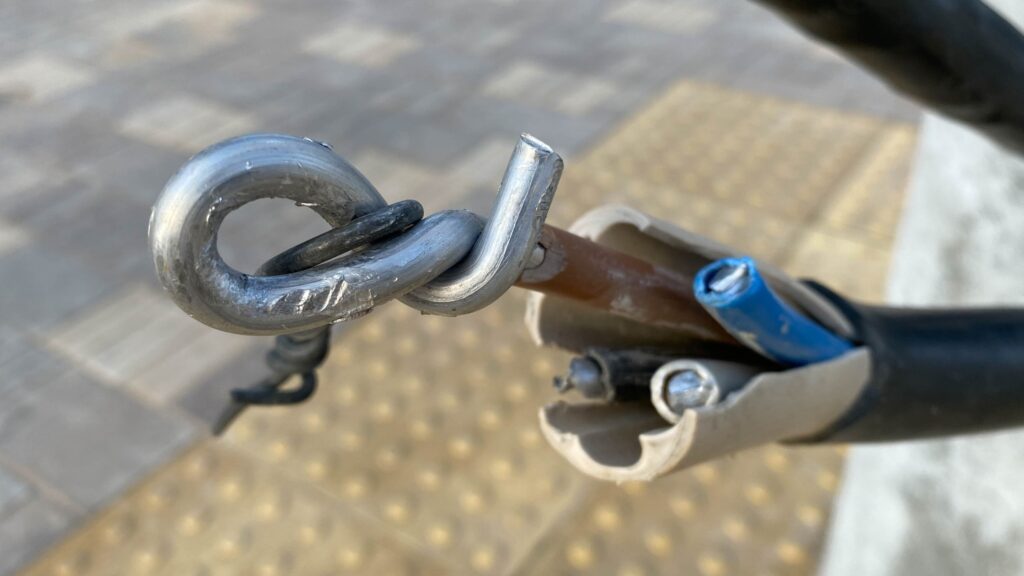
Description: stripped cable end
694,257,852,366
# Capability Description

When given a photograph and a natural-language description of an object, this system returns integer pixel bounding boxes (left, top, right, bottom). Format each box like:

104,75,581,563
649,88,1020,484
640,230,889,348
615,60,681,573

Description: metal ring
149,134,480,335
150,132,561,335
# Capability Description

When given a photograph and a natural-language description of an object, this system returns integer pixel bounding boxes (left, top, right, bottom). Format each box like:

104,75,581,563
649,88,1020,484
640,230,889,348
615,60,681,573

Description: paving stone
449,95,611,160
0,328,73,431
118,94,258,152
604,0,721,34
19,179,154,282
45,284,254,404
303,22,421,68
0,218,29,258
172,342,269,427
482,60,620,116
0,243,118,332
346,108,495,167
347,147,476,212
0,465,31,519
0,149,49,209
0,369,195,510
447,136,521,187
0,54,95,104
215,196,334,274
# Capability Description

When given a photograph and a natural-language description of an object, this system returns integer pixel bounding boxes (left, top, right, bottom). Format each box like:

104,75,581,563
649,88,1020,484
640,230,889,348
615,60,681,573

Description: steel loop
149,132,561,336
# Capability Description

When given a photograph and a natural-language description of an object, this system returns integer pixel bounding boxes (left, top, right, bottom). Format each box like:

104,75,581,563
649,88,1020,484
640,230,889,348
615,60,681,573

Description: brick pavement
0,0,916,573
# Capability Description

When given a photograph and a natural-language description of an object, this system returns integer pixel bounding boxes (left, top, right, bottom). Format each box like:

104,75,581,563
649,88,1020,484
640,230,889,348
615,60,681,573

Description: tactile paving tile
819,126,918,248
781,229,894,303
22,80,916,576
225,298,584,575
20,442,451,576
552,81,886,261
517,445,846,576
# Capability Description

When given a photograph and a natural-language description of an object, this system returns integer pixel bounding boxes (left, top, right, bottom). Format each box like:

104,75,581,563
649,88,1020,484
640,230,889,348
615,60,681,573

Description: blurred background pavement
0,0,918,574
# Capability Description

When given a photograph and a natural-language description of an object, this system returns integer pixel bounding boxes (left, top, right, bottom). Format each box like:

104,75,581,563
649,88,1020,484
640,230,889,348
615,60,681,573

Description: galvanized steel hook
402,134,562,315
149,132,561,335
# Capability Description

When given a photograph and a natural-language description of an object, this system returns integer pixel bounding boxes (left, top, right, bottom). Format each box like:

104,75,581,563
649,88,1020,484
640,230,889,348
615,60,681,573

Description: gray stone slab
450,96,611,159
0,465,30,519
20,179,154,282
0,328,73,431
0,243,119,332
0,369,195,510
0,496,77,576
173,341,268,428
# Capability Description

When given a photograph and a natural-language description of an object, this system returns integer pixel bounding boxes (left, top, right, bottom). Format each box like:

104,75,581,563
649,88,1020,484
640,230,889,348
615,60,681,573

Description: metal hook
149,134,481,335
401,134,562,315
149,133,562,335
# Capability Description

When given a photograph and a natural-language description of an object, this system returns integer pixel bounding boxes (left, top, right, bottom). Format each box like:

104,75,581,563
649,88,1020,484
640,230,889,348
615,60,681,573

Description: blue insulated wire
694,257,853,366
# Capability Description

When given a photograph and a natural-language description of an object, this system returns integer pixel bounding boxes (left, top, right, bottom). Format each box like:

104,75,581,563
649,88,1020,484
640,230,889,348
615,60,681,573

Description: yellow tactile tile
20,442,451,576
782,228,895,302
552,82,887,261
516,446,846,576
819,126,918,248
23,80,917,576
225,297,584,575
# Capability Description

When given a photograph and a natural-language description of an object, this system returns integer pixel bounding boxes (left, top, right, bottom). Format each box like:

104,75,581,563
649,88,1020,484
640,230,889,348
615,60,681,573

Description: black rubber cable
751,0,1024,152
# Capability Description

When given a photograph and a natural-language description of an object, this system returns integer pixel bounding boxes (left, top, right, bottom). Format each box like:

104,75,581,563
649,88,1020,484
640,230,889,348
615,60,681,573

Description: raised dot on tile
566,539,596,570
692,464,718,485
302,413,324,432
620,481,647,497
745,483,770,506
697,553,725,576
590,503,622,532
504,381,528,403
817,469,839,492
268,440,290,460
776,540,808,565
722,517,748,542
797,504,824,528
643,529,672,558
427,522,452,549
338,430,363,452
460,490,484,514
383,498,411,524
448,437,475,459
178,513,204,536
416,468,441,491
668,495,695,519
218,536,240,558
342,476,368,499
470,546,496,572
396,335,417,354
377,447,405,471
133,548,160,573
305,459,327,480
409,417,433,441
336,540,366,570
371,400,395,422
477,408,501,430
334,385,359,406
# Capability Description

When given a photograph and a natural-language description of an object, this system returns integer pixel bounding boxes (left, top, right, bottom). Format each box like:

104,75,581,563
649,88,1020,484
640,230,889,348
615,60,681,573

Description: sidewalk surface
0,0,916,574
